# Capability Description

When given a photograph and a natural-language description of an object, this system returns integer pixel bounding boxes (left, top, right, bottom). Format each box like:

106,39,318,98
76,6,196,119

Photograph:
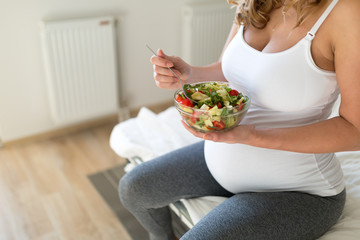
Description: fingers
151,56,173,68
153,64,181,78
157,49,165,57
180,121,234,142
150,49,174,68
150,48,187,90
181,121,205,138
154,72,177,83
157,49,174,68
153,64,181,89
155,80,179,90
151,49,182,89
153,69,180,89
203,133,216,141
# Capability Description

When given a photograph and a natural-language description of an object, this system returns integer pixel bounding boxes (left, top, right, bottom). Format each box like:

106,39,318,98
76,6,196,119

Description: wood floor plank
0,122,133,240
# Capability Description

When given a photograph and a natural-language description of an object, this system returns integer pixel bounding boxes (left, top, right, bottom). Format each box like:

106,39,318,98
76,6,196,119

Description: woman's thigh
119,141,233,209
181,190,346,240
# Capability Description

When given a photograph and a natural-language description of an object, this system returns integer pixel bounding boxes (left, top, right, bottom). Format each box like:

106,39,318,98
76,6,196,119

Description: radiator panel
41,16,119,125
182,3,235,66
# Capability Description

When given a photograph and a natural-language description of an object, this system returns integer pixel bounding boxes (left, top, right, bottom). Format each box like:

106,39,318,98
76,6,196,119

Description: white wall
0,0,231,142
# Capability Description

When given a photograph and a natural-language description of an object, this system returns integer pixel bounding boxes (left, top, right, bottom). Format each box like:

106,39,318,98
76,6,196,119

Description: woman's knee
119,169,144,210
118,165,158,210
118,172,131,208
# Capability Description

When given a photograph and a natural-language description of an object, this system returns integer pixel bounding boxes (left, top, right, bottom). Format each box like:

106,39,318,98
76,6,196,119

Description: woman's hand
181,121,256,144
150,49,192,90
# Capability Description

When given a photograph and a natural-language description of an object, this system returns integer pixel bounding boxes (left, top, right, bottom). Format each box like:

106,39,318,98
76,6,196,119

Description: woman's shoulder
325,0,360,47
331,0,360,26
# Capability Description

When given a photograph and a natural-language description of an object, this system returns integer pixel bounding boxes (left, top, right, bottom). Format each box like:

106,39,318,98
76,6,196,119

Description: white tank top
204,0,344,197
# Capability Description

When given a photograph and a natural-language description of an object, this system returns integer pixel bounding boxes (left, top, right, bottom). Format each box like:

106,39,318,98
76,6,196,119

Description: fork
146,44,197,104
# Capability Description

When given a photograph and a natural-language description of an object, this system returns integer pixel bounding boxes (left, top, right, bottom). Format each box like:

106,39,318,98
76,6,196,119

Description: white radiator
182,2,236,66
40,16,119,125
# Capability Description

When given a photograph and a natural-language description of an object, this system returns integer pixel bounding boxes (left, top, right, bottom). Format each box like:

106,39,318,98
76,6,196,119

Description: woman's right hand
150,49,192,90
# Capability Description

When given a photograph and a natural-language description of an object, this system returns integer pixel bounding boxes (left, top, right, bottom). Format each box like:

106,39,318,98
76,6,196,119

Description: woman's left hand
181,121,256,144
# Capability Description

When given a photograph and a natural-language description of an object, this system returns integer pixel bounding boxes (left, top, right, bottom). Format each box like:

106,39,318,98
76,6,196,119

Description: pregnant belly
204,141,334,194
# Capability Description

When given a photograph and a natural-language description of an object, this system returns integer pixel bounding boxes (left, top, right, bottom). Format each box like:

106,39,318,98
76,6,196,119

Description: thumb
157,49,166,57
157,49,174,68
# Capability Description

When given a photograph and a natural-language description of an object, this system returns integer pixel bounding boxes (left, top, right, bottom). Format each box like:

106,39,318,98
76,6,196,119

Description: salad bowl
174,81,250,133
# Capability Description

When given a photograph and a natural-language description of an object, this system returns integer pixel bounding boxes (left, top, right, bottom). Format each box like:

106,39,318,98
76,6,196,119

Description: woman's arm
189,22,240,83
151,22,239,89
184,0,360,154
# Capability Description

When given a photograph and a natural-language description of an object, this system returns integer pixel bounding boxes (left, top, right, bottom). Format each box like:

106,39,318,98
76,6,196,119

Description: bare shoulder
327,0,360,54
330,0,360,33
334,0,360,13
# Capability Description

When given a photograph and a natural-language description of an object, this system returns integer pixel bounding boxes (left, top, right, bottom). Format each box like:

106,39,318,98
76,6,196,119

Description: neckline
239,25,308,55
239,0,338,56
238,25,336,75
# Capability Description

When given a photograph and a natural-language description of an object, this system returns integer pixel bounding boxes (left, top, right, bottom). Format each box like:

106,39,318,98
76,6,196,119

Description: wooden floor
0,121,132,240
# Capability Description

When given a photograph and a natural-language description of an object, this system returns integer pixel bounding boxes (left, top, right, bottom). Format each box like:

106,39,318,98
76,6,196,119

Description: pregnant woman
119,0,360,239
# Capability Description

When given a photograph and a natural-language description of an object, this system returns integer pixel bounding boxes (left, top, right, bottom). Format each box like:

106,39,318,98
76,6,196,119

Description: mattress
110,105,360,239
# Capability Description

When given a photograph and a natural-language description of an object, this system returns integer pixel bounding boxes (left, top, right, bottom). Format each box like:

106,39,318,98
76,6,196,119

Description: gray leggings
119,141,345,240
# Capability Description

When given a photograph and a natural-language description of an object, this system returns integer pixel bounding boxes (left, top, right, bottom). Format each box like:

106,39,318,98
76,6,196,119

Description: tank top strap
305,0,339,40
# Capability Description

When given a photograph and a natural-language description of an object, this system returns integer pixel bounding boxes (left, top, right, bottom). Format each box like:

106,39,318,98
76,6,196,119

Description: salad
175,82,250,132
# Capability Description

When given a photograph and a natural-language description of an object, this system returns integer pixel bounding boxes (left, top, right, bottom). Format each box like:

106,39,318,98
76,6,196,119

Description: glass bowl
174,81,250,133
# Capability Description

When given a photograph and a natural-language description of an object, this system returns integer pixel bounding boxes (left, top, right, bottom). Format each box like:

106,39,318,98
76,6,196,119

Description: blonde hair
228,0,324,29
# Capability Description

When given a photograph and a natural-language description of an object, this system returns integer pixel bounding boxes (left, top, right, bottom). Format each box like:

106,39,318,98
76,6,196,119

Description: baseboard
2,114,119,147
2,100,174,148
129,100,173,117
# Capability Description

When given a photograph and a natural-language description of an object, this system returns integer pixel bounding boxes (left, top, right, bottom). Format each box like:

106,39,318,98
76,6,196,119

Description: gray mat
88,164,149,240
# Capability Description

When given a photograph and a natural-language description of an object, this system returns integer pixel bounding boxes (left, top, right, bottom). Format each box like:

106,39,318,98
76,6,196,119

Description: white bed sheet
110,106,360,239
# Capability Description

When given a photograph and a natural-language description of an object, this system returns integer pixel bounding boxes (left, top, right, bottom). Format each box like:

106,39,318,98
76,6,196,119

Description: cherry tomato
192,111,201,122
206,126,216,130
213,120,225,130
229,89,239,96
176,94,193,107
181,98,193,107
217,102,222,108
176,95,184,103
